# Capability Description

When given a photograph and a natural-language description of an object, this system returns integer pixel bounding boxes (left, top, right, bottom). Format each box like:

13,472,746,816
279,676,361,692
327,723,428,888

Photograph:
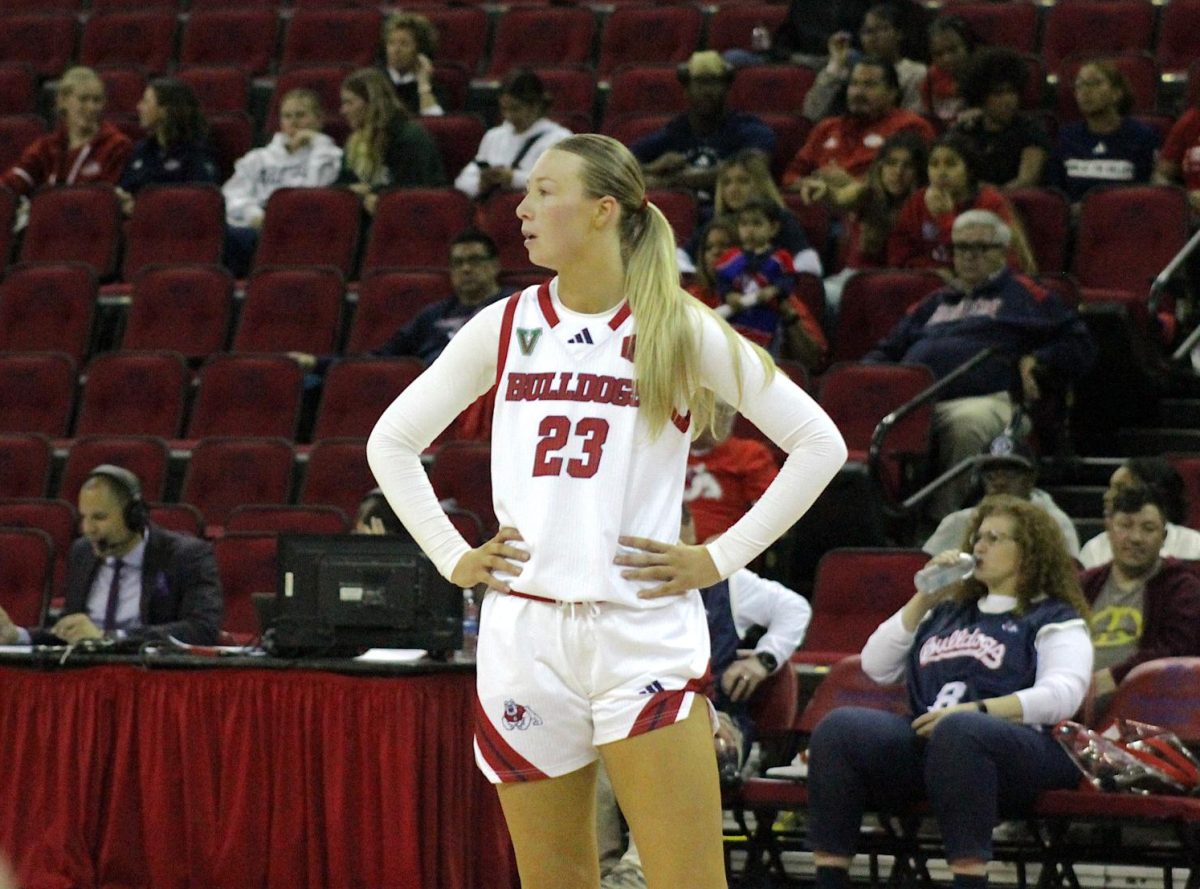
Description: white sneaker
765,749,809,780
601,862,648,889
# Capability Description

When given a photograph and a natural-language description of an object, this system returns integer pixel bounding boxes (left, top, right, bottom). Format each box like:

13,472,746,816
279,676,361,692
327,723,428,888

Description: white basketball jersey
490,279,691,607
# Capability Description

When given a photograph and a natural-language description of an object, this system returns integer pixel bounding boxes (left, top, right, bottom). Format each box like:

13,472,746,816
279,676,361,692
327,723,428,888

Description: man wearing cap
0,465,222,646
630,51,776,203
923,434,1079,557
783,55,934,198
864,209,1095,520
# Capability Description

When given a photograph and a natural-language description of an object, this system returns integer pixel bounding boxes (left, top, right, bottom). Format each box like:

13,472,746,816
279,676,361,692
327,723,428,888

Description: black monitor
266,534,462,657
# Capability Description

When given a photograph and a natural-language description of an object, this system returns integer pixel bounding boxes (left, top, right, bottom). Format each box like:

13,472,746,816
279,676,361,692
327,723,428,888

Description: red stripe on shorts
474,695,548,783
627,675,708,739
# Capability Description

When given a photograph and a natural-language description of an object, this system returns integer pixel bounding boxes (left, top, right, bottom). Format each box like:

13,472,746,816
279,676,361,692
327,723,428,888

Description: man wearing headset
0,465,223,645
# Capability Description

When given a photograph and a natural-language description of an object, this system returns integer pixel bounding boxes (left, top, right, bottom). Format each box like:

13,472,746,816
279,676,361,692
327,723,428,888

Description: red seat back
123,264,234,358
0,352,76,436
233,267,344,355
75,351,188,439
122,185,226,280
255,188,362,277
361,188,473,274
796,654,911,733
0,433,51,498
59,435,170,504
313,358,425,442
0,262,97,364
21,186,121,278
0,526,52,626
347,271,449,355
188,355,304,440
181,437,295,527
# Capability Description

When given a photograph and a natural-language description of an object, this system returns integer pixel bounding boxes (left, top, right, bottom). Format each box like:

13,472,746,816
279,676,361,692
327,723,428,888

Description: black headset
85,464,148,533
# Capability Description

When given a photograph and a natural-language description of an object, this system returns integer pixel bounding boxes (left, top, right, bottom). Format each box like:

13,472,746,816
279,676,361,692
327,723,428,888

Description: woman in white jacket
454,69,572,200
222,89,343,276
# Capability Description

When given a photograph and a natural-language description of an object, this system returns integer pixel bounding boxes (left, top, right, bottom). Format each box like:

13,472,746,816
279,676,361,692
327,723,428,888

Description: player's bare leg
495,759,602,889
600,700,727,889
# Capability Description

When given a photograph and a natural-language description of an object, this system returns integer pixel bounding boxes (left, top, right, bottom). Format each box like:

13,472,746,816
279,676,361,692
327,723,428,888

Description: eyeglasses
449,254,494,269
1074,78,1108,91
970,530,1015,546
951,242,1001,255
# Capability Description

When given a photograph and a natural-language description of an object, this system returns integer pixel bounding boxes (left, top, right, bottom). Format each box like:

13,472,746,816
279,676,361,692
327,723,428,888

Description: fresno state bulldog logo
501,698,543,731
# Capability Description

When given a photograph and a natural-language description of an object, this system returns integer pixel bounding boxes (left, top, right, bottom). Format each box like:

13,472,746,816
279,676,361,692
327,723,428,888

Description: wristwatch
755,651,778,673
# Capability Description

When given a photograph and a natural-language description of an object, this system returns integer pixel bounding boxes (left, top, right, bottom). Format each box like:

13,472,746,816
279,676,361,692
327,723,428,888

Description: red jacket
685,436,779,545
886,184,1019,271
1081,557,1200,683
2,122,133,196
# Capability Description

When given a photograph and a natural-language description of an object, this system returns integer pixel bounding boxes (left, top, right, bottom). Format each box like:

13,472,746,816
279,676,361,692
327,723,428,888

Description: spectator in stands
116,78,218,216
1082,484,1200,702
953,48,1051,190
713,199,827,366
597,501,811,889
0,465,222,646
1,66,132,198
1052,61,1158,204
865,209,1096,519
354,488,405,535
290,229,512,373
336,68,445,216
807,495,1092,889
771,0,930,69
802,3,927,122
221,88,343,278
454,69,571,201
1154,102,1200,212
887,133,1036,276
804,130,928,321
685,400,781,544
921,16,977,129
924,432,1079,558
783,56,935,193
1078,457,1200,568
691,148,821,276
631,51,775,204
687,217,738,303
381,12,445,117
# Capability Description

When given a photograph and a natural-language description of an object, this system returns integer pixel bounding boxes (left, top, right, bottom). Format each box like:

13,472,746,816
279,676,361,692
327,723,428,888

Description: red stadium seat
280,9,382,71
0,498,76,597
254,188,362,277
147,502,204,537
225,504,349,536
422,7,490,74
485,8,597,80
429,441,495,535
793,548,929,665
727,66,816,117
420,115,486,192
705,5,789,54
212,532,277,637
597,6,703,77
478,190,536,272
0,527,52,627
1007,187,1071,276
122,185,226,281
299,437,375,519
646,188,697,246
0,434,51,499
534,67,598,126
0,262,97,364
96,67,145,116
233,267,345,355
176,67,251,115
0,64,37,115
20,186,121,279
74,351,189,439
0,15,77,78
603,68,686,126
0,352,75,437
941,0,1037,54
832,269,944,364
179,10,279,77
360,188,473,274
0,116,47,176
186,355,304,442
122,264,234,358
58,435,170,504
181,437,295,528
601,113,674,150
1158,0,1200,78
1040,0,1154,75
206,111,255,183
80,12,177,75
312,358,425,442
346,270,450,355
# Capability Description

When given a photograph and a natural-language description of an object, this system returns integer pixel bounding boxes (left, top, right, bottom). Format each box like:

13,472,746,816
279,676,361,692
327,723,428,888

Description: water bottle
751,23,772,54
460,588,479,660
913,553,976,594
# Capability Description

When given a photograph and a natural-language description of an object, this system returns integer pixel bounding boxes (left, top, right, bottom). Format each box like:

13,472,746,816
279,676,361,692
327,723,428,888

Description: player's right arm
367,299,506,581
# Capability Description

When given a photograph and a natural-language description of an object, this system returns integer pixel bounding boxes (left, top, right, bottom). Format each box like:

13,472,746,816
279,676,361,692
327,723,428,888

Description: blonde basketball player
367,134,847,889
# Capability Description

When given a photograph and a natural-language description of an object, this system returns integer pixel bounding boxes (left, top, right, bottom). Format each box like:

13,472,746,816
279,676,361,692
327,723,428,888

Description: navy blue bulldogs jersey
906,597,1081,717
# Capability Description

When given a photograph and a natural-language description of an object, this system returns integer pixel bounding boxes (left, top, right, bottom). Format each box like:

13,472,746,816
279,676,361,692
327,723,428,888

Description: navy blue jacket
119,137,219,194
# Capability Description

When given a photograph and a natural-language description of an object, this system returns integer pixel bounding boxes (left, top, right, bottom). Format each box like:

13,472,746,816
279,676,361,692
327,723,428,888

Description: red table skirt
0,665,515,889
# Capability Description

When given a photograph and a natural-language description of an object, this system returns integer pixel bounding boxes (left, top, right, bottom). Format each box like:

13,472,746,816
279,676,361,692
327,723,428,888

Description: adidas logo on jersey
638,680,666,695
567,328,594,345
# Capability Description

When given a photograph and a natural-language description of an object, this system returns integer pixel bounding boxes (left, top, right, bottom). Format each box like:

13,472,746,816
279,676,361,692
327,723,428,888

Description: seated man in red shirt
783,56,935,200
685,400,780,544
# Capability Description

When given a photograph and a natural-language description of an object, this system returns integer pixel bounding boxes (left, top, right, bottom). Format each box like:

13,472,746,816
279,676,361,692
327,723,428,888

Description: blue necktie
102,559,124,632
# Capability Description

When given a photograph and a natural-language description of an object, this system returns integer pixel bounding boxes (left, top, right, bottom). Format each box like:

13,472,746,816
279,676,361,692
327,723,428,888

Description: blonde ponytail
552,135,774,437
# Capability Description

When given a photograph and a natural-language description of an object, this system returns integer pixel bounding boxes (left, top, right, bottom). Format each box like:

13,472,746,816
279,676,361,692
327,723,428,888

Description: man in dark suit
0,465,222,645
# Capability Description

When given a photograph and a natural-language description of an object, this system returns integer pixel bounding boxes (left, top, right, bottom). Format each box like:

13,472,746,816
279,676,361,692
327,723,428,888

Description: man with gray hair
865,209,1095,518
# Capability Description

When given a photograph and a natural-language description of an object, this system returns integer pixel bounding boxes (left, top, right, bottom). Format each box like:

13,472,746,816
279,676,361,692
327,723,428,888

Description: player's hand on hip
450,527,528,593
615,536,720,599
